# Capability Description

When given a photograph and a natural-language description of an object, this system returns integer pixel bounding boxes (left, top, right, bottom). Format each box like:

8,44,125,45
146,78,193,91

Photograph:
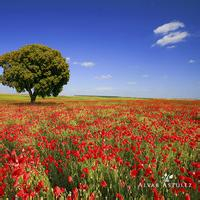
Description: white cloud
95,74,112,80
73,61,95,68
96,87,112,91
66,57,70,62
80,62,95,68
142,74,149,78
154,21,185,35
127,81,136,85
153,21,189,47
189,59,195,64
155,31,189,46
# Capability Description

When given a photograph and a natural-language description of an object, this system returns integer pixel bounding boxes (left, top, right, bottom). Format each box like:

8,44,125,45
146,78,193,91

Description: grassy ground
0,94,140,104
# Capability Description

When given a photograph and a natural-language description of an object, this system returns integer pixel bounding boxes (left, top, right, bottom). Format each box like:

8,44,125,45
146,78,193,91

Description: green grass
0,94,30,101
0,93,139,103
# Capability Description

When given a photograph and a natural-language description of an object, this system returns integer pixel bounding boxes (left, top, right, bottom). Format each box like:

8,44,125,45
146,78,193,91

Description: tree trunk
30,95,36,104
27,89,37,104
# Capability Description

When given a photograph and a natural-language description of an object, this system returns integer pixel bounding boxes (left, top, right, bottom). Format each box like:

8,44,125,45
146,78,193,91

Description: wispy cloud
155,31,189,47
96,87,112,91
127,81,136,85
81,62,95,68
154,21,184,35
188,59,195,64
95,74,112,80
153,21,189,47
142,74,149,78
73,61,95,68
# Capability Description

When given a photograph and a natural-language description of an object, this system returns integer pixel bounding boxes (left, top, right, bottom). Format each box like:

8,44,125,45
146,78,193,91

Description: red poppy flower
185,193,190,200
130,169,137,178
53,186,65,198
116,193,124,200
72,187,78,200
82,167,89,174
89,192,95,200
100,180,107,187
68,176,73,183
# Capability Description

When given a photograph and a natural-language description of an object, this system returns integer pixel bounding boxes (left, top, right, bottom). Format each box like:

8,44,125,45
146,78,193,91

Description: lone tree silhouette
0,44,70,103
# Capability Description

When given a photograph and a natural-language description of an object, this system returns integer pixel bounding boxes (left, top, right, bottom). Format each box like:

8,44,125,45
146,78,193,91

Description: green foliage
0,44,70,102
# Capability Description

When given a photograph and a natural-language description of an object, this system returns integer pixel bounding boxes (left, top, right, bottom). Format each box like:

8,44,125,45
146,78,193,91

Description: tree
0,44,70,103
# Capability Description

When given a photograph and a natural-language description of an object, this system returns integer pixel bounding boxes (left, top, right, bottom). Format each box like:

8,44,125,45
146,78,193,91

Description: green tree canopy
0,44,70,103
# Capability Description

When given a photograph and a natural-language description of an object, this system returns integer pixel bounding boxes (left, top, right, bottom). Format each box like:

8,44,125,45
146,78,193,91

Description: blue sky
0,0,200,98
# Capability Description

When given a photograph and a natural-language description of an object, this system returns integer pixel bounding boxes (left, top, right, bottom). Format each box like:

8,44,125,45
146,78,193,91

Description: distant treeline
74,95,131,98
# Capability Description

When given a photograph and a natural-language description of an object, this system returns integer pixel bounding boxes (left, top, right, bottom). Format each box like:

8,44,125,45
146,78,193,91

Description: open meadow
0,95,199,199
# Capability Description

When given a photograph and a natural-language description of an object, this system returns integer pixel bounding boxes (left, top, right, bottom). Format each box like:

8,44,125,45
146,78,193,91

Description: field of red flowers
0,95,199,200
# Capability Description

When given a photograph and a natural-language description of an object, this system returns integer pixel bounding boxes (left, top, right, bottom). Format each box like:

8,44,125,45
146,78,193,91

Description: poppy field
0,95,199,200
